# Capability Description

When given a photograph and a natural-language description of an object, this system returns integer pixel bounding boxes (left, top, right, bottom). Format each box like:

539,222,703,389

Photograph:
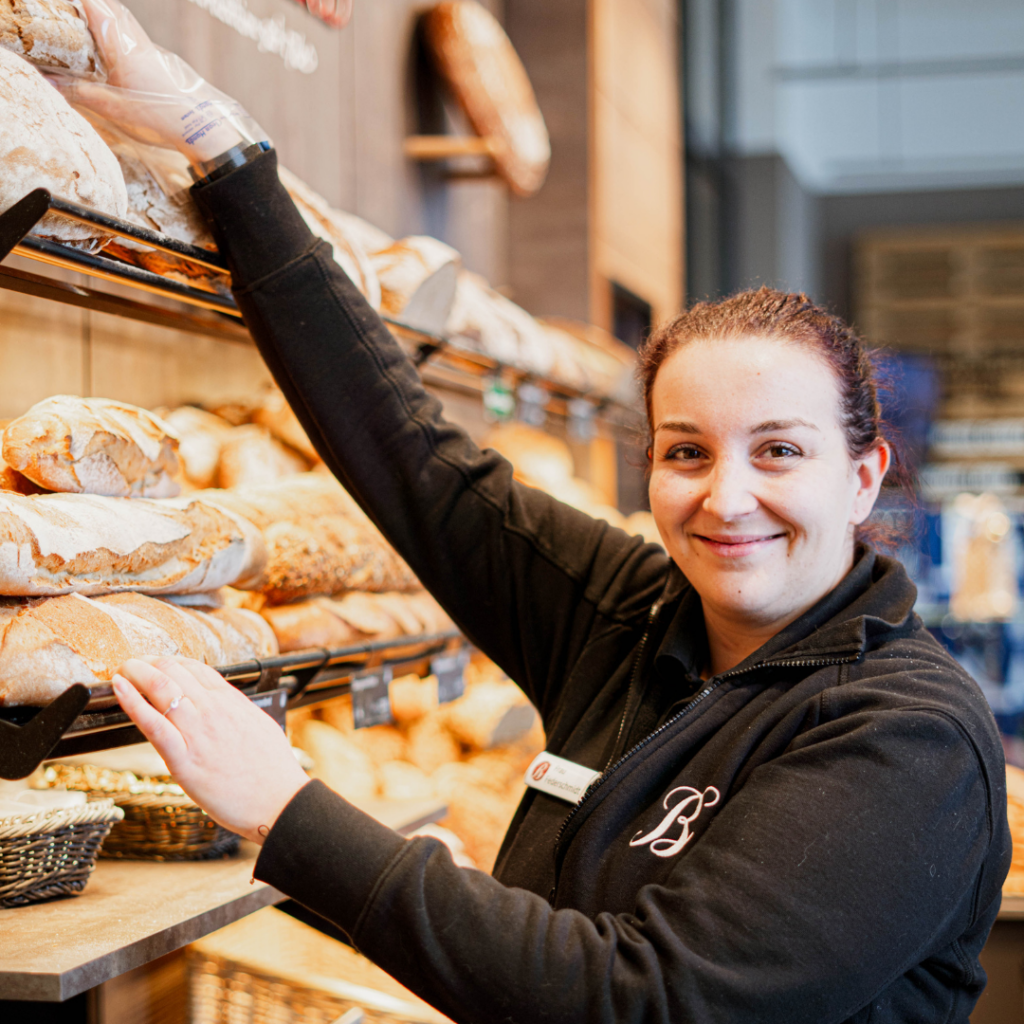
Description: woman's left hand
112,657,310,844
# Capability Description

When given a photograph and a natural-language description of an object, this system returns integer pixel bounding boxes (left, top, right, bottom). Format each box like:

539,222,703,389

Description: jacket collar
654,547,919,682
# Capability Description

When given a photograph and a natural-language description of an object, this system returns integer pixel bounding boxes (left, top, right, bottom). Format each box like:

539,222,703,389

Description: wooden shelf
0,799,443,1003
998,893,1024,920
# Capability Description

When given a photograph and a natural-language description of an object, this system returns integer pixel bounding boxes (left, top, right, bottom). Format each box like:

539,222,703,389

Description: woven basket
187,907,452,1024
40,764,238,862
0,799,122,908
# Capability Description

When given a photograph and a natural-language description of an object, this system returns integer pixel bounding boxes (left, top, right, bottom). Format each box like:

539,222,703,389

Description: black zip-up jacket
192,151,1011,1024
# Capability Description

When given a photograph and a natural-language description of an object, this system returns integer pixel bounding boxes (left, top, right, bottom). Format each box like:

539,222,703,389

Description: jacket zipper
546,650,860,903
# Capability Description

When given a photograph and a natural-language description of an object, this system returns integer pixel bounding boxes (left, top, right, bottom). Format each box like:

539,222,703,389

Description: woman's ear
850,442,891,526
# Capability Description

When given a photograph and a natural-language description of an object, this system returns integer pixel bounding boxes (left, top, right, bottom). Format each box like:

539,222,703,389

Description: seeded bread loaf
196,476,418,603
0,490,266,596
0,0,104,79
3,396,181,498
0,46,126,250
0,592,278,706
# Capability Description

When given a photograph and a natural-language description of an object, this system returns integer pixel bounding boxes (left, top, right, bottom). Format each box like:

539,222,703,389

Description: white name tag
524,752,602,804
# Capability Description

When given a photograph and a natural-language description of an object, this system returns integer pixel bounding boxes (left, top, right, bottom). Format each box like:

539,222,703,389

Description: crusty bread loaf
4,396,181,498
195,476,418,603
0,437,46,495
0,490,266,596
0,0,105,79
260,597,363,652
277,166,382,310
217,425,307,489
0,46,126,250
371,236,460,318
0,592,279,706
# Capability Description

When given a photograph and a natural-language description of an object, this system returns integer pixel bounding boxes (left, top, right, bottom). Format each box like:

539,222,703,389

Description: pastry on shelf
0,45,126,251
3,395,181,498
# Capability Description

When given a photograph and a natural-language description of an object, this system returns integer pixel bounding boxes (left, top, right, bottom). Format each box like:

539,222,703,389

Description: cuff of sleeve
190,148,316,288
254,779,409,935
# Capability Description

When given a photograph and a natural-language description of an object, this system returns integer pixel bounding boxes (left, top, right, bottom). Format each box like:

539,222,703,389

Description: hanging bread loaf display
0,0,105,79
3,396,181,498
422,0,550,197
0,490,266,596
0,45,126,250
0,592,277,706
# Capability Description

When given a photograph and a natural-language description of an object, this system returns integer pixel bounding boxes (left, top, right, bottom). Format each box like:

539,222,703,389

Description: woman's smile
691,531,787,558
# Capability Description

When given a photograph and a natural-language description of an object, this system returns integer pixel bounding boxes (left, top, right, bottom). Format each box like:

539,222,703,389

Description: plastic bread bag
51,0,270,172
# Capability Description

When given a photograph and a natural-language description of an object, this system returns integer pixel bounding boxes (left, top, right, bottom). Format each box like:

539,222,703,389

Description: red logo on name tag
531,761,551,781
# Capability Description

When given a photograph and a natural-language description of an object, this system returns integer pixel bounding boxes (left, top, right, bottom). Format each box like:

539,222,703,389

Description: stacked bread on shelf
290,655,544,872
0,395,278,706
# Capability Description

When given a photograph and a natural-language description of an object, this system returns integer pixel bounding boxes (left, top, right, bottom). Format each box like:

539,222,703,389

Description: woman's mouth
693,533,785,558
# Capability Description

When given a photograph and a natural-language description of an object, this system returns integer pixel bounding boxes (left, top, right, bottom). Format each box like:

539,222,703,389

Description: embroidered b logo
629,785,721,858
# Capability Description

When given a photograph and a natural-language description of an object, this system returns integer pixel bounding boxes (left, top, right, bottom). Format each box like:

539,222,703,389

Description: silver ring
163,695,183,716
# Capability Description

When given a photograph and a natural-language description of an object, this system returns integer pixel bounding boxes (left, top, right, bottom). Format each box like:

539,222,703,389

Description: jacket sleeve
256,708,1001,1024
191,150,668,716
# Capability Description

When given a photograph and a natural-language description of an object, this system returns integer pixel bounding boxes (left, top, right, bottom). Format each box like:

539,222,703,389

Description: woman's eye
665,444,704,462
760,443,801,460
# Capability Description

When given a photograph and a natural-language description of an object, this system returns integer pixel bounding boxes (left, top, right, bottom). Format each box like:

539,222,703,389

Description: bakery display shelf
0,630,465,781
0,190,639,431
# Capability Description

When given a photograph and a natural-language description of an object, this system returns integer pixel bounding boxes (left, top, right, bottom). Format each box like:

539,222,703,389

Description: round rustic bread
423,0,550,197
0,46,126,249
0,0,105,79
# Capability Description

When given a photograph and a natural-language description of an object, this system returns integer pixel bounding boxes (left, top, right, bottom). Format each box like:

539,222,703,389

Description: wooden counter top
0,797,445,1002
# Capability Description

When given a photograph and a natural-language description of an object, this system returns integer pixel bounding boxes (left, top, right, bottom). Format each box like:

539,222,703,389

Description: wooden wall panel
591,0,683,329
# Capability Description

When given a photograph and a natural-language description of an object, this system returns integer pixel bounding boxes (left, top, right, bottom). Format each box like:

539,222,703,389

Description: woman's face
648,335,888,633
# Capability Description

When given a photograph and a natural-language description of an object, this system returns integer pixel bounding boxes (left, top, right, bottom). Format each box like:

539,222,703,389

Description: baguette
0,592,279,706
3,396,180,498
0,490,266,596
0,0,105,79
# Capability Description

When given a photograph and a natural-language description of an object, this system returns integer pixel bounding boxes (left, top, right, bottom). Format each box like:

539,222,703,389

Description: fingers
112,673,189,767
173,657,235,692
120,657,205,710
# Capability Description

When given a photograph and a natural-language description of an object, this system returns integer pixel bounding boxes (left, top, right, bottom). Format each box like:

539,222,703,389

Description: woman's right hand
73,0,247,164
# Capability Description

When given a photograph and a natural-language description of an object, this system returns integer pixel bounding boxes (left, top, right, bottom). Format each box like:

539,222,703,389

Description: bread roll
406,710,462,774
378,760,435,802
291,718,379,805
4,396,180,498
252,387,318,462
444,680,536,751
0,46,126,250
0,490,266,596
389,671,439,725
161,407,234,489
0,591,279,706
216,425,307,489
348,724,408,765
0,0,104,79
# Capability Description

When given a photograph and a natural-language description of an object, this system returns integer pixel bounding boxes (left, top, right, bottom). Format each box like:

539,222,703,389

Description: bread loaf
371,236,460,318
0,0,104,79
3,396,180,498
0,490,266,595
196,476,418,603
217,425,307,489
277,166,382,310
251,387,318,462
0,47,126,250
0,592,279,706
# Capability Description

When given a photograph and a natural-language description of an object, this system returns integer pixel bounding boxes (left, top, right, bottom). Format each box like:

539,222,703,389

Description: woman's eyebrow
654,420,701,434
751,418,820,433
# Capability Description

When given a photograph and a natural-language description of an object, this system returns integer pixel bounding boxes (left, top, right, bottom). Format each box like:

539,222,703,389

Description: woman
80,4,1010,1021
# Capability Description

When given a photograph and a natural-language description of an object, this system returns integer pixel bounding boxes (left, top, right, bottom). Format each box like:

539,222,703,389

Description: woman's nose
702,458,759,520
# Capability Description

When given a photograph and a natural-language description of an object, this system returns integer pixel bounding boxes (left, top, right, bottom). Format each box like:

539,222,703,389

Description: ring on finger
163,694,186,716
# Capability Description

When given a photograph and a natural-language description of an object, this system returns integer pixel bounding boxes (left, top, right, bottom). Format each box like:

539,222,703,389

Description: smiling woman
79,4,1013,1020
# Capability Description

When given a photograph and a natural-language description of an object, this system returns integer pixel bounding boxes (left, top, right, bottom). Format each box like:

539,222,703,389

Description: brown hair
636,286,913,547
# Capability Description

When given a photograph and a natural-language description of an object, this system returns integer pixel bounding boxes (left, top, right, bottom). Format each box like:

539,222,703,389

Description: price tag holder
517,383,548,428
248,687,288,730
352,666,394,729
568,398,597,442
432,649,470,704
483,378,515,423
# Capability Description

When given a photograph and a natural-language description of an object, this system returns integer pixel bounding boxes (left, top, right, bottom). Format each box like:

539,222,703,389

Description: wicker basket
39,764,238,862
187,907,452,1024
0,799,122,908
